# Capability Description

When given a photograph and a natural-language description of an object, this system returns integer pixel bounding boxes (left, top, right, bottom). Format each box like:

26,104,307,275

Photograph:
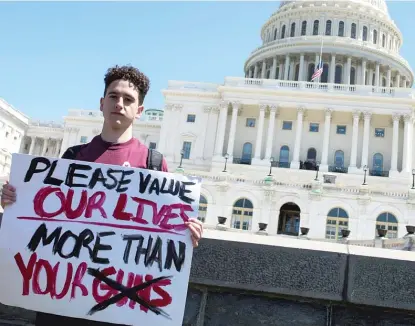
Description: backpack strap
61,145,83,160
146,148,163,171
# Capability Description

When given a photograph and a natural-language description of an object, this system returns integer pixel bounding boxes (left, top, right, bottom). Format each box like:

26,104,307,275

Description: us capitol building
1,0,415,242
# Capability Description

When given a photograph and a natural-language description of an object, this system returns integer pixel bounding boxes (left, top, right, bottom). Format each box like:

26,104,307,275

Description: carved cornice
363,111,372,119
162,90,220,99
297,106,306,115
203,106,212,113
392,113,401,122
259,103,268,111
352,110,361,119
325,108,333,117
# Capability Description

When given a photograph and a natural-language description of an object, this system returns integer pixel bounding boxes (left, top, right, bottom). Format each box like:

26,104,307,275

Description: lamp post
412,169,415,189
362,165,368,185
268,157,274,176
178,149,184,168
223,153,229,172
314,161,320,181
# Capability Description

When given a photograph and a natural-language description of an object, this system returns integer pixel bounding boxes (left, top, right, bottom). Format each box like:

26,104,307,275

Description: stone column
361,60,367,85
264,105,277,160
389,113,400,176
284,55,290,80
361,111,372,169
291,106,305,169
396,73,401,87
298,54,305,81
28,136,36,155
349,111,360,171
387,68,392,87
41,138,49,156
253,104,266,161
329,54,336,83
261,61,266,79
320,108,332,172
271,57,277,79
254,64,258,78
213,101,229,159
402,114,413,173
346,57,352,85
375,62,380,87
226,102,240,160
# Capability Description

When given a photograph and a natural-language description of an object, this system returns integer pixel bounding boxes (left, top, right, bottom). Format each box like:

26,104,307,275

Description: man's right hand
1,182,16,209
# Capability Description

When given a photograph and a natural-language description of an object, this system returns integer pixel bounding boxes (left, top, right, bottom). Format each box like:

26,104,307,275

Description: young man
0,65,203,326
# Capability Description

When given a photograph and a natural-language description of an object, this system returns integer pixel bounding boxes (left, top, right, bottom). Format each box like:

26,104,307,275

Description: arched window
325,20,332,35
307,148,317,161
313,20,319,35
338,21,345,36
279,145,290,168
382,34,386,47
351,23,357,39
376,212,398,238
308,63,315,81
326,207,349,240
350,67,356,85
198,195,207,222
241,142,252,164
335,65,343,84
281,25,286,39
373,29,378,44
372,153,383,175
232,198,253,230
363,26,368,41
321,63,329,83
301,21,307,36
334,150,344,167
290,22,296,37
274,28,278,40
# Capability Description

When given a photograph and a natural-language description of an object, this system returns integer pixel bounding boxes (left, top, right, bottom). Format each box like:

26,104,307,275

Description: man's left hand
185,218,203,248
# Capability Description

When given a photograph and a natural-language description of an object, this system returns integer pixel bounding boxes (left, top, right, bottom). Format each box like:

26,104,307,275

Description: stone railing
166,80,219,93
247,35,411,72
29,120,63,128
66,109,103,118
224,77,413,98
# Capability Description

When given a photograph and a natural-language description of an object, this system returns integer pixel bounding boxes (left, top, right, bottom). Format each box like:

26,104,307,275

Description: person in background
0,65,203,326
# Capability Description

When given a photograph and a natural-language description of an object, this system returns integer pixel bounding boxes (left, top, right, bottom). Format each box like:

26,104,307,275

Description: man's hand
1,182,16,209
185,218,203,248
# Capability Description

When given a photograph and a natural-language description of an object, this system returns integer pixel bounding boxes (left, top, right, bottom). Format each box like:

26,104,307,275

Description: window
290,22,296,37
80,136,87,143
182,141,191,159
187,114,196,123
362,26,368,41
326,207,349,240
231,198,253,230
375,128,385,137
373,30,378,44
282,121,292,130
198,195,208,223
281,25,286,39
325,20,332,36
351,23,356,39
335,65,342,84
274,28,278,40
376,212,398,238
313,20,319,35
337,125,346,134
309,123,319,132
246,118,256,127
338,21,344,37
301,21,307,36
334,150,344,167
382,34,386,47
279,145,290,168
149,142,157,149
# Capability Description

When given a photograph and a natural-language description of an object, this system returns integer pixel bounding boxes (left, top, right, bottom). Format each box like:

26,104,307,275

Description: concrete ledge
191,229,415,312
190,229,348,302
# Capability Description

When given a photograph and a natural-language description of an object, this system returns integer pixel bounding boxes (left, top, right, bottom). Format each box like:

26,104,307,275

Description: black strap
61,145,83,160
146,148,163,171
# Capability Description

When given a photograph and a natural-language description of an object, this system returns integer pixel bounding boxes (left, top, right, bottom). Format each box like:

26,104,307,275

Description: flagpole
318,35,324,83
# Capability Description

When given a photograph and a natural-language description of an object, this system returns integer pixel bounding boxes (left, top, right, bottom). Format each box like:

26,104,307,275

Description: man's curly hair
103,65,150,105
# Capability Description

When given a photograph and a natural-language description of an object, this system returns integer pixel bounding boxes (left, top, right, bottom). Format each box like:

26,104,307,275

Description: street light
223,153,229,172
178,149,184,168
268,157,274,176
315,161,320,181
412,169,415,189
362,165,368,185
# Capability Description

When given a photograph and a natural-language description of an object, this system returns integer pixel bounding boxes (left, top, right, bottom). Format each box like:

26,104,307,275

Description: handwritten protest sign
0,153,201,325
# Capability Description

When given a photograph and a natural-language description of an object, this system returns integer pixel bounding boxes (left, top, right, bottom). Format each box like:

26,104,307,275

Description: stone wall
2,229,415,325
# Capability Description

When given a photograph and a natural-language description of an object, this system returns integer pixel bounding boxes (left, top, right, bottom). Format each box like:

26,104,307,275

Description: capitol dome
245,0,413,88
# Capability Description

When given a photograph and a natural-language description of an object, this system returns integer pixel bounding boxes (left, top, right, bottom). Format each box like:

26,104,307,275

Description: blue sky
0,1,414,122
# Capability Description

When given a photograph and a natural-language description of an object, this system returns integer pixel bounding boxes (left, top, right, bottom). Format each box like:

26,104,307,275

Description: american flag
311,60,323,81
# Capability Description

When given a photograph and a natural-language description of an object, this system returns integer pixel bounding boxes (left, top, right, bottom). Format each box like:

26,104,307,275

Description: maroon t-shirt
36,136,168,326
64,135,168,171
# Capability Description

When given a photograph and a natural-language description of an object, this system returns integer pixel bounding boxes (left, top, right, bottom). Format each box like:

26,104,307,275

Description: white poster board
0,154,201,325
